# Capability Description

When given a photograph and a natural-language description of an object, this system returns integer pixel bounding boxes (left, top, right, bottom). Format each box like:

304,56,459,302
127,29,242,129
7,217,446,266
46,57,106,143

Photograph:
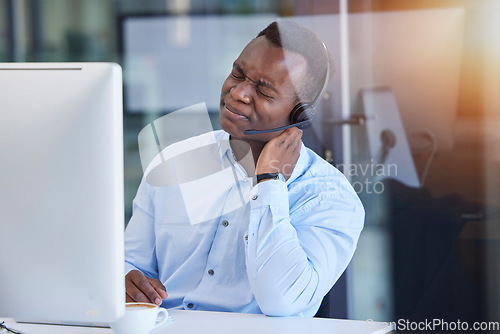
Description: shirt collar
218,131,252,181
218,130,310,185
218,131,233,163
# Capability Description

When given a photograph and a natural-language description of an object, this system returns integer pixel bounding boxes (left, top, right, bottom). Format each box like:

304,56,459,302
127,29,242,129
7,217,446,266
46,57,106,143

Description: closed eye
257,87,273,100
256,83,275,100
231,62,275,101
231,72,244,80
231,63,245,80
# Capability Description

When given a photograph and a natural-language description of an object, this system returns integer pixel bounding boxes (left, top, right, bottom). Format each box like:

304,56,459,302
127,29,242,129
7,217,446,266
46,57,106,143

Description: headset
244,42,331,135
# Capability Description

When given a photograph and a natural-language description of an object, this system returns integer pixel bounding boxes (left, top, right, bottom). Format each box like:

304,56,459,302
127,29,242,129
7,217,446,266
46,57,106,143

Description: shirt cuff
124,261,140,276
250,179,289,212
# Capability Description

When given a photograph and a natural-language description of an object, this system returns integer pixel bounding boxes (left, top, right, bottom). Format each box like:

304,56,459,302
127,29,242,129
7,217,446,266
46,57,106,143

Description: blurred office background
1,0,499,329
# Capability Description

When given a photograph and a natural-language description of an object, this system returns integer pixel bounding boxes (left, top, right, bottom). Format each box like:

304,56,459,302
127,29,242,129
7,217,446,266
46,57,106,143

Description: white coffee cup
110,302,169,334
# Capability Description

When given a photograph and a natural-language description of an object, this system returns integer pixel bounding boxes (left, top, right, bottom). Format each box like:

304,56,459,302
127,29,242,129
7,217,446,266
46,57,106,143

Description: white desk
2,310,395,334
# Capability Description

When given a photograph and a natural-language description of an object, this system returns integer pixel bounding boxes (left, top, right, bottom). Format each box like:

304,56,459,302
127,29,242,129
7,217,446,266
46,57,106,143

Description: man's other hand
256,127,302,181
125,270,168,305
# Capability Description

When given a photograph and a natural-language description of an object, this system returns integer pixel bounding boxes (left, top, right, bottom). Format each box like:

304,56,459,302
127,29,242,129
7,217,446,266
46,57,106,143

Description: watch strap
256,172,280,183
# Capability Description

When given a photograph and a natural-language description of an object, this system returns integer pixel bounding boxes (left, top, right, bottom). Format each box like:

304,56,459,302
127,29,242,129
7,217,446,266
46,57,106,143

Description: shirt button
208,269,214,276
187,303,194,309
252,194,258,200
244,235,248,241
222,220,229,227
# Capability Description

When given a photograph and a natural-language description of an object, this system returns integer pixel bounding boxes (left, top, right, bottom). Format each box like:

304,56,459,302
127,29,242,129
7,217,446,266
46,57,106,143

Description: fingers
286,127,302,146
279,128,302,152
149,278,168,299
277,126,302,138
271,127,302,147
283,126,303,138
125,270,166,306
125,271,151,303
256,127,302,179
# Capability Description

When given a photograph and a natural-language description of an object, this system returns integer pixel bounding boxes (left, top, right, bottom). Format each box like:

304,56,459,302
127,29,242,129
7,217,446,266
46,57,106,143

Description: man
124,20,364,317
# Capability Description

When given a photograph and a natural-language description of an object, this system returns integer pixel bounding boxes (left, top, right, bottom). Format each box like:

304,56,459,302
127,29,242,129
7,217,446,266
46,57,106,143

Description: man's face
219,36,308,142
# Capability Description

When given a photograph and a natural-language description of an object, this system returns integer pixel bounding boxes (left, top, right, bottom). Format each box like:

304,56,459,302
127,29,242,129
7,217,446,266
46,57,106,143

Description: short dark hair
257,19,335,103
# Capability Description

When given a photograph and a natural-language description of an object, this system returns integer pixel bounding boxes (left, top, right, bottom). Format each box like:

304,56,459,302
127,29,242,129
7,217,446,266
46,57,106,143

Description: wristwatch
256,172,284,183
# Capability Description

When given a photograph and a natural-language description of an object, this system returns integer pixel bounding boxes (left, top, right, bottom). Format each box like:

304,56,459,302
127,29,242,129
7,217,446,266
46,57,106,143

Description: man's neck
229,136,265,177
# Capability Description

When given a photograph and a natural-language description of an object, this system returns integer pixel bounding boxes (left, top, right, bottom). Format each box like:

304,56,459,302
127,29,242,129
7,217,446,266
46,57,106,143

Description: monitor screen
0,63,125,325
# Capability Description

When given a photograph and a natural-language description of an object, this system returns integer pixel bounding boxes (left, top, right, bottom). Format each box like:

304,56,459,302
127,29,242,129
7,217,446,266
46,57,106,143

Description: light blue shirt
124,130,364,317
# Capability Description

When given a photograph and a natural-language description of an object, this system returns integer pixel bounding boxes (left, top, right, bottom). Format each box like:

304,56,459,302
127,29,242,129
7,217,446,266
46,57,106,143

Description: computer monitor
0,63,125,325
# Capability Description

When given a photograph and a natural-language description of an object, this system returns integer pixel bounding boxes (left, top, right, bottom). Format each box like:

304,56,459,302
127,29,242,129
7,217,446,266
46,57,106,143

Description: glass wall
346,0,500,326
0,0,8,61
2,0,499,328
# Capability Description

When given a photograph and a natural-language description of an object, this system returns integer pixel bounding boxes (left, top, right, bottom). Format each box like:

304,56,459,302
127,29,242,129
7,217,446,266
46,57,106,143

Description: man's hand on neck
229,127,302,181
255,127,302,181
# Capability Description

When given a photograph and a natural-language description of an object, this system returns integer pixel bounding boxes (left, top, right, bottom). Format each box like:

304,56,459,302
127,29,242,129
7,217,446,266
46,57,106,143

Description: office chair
314,271,348,318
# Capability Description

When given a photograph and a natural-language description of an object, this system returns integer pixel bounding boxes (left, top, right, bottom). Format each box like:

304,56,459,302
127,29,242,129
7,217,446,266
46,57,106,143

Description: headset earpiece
289,102,315,129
